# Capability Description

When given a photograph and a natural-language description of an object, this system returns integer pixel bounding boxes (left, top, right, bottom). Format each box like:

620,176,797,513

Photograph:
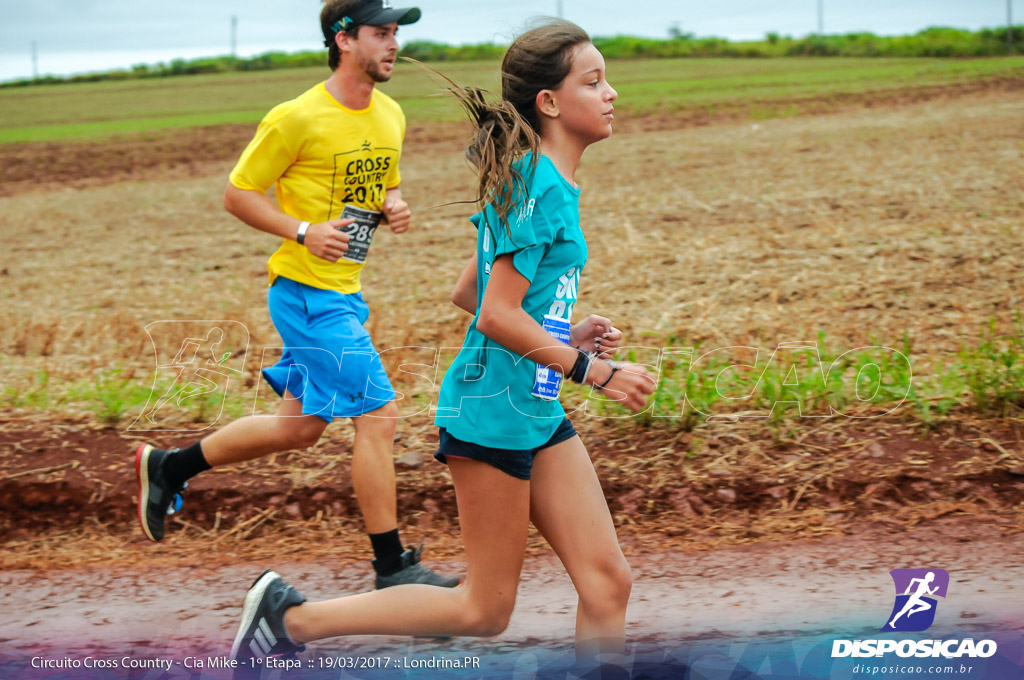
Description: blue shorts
262,277,395,422
433,418,578,480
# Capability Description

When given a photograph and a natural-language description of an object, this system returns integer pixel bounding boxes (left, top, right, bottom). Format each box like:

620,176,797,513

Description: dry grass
0,91,1022,431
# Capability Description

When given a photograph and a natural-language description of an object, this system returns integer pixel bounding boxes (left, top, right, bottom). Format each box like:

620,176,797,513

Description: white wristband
296,221,311,245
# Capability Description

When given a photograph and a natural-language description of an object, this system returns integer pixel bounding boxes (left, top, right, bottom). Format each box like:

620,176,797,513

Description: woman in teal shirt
230,18,656,672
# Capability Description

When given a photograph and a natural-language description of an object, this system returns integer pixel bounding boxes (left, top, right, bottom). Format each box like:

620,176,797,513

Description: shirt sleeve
482,188,552,283
228,107,299,193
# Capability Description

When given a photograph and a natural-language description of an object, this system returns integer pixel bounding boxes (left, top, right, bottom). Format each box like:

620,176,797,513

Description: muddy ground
1,414,1024,569
1,522,1021,679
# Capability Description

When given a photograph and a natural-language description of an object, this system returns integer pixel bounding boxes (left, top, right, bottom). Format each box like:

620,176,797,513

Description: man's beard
358,53,391,83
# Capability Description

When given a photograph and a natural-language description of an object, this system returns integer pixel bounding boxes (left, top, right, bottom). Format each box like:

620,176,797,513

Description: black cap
326,0,421,45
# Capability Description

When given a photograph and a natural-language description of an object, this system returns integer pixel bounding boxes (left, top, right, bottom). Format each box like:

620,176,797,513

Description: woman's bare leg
529,435,632,663
284,457,532,642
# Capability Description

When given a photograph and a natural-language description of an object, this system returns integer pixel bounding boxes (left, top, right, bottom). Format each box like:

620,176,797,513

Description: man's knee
371,401,399,421
354,402,399,437
280,417,326,450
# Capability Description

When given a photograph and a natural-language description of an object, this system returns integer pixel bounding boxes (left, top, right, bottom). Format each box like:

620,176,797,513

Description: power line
31,41,38,78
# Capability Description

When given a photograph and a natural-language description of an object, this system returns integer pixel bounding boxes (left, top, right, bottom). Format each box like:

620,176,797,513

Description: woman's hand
587,360,655,413
570,314,622,359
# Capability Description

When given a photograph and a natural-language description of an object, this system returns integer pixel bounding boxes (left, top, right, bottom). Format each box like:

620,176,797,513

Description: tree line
4,26,1021,88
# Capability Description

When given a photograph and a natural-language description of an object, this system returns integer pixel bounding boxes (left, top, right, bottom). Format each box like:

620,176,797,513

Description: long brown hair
452,20,592,231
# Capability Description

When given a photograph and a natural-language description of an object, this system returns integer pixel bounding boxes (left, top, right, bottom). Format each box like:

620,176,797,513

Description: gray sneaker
374,545,462,589
230,570,306,680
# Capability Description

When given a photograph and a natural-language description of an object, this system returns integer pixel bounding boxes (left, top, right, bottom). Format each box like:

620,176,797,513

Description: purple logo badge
881,568,949,632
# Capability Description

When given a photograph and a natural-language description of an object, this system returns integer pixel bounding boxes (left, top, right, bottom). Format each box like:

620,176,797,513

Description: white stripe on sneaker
230,571,280,661
258,617,278,649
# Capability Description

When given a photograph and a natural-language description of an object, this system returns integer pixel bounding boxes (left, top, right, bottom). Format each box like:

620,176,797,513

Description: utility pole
817,0,823,35
557,0,564,19
1009,0,1014,54
31,41,38,78
231,15,238,57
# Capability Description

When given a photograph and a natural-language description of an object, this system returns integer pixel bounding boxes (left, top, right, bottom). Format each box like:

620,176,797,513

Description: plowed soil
2,75,1022,198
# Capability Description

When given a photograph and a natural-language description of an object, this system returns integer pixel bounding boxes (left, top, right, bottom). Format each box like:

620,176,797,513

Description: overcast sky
0,1,1014,81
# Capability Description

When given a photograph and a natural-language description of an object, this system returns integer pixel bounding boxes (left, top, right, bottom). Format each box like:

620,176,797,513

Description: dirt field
2,82,1022,385
1,82,1023,678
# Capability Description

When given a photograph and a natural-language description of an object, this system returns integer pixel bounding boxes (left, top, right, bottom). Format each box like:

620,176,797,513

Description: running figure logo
129,320,249,432
881,568,950,632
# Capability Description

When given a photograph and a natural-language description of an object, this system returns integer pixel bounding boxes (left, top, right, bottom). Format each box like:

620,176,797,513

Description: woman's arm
477,255,654,412
451,254,478,315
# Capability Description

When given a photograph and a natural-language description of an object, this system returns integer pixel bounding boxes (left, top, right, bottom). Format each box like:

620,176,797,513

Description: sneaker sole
135,443,159,542
229,570,279,661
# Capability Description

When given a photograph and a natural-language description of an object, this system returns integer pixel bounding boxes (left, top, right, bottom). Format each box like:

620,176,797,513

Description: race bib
531,315,572,400
338,205,383,264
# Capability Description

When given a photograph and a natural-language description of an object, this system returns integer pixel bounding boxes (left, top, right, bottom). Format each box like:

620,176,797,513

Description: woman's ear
536,89,559,120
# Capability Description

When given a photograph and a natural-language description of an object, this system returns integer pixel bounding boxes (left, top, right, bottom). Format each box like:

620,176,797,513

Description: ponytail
407,20,591,234
454,86,539,233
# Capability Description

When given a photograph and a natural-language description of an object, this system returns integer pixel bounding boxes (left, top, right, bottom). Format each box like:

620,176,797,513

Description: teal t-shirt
435,153,587,449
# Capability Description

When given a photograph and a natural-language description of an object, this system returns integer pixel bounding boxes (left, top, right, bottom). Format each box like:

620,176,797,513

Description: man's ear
336,27,356,54
535,89,559,120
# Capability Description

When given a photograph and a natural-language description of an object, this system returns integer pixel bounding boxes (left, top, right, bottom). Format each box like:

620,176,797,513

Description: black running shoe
230,570,307,679
374,545,462,589
135,443,186,542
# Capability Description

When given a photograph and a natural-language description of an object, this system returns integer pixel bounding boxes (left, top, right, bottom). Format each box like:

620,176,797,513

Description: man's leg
135,391,327,542
350,401,460,589
200,392,326,465
350,401,399,535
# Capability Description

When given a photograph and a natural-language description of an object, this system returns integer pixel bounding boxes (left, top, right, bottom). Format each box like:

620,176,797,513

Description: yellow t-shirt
229,83,405,293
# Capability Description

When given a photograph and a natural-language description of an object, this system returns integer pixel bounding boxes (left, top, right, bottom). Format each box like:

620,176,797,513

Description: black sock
369,529,405,575
162,441,210,489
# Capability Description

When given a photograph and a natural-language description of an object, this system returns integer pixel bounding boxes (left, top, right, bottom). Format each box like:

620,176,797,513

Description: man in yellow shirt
134,0,459,589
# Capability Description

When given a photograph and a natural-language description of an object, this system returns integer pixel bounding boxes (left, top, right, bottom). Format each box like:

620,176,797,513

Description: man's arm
223,183,352,263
